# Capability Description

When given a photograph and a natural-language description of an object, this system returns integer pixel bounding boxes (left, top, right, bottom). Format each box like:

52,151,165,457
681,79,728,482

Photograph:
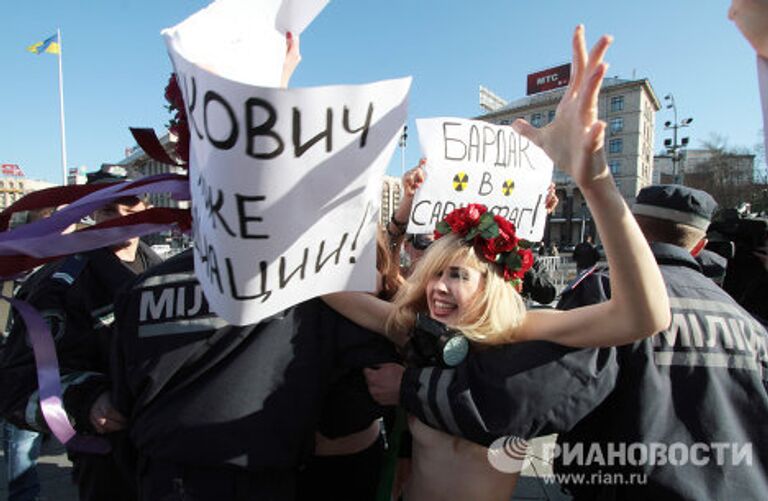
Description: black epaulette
49,254,89,286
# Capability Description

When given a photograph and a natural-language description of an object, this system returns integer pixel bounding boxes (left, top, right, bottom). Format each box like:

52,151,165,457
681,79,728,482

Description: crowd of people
1,2,768,500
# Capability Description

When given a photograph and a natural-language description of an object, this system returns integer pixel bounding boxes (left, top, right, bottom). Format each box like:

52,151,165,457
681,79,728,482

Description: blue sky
1,1,762,184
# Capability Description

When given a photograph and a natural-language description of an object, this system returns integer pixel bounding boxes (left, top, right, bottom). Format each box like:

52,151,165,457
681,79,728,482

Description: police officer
0,176,162,501
368,185,768,500
572,235,600,273
695,248,729,286
110,249,397,500
546,184,768,498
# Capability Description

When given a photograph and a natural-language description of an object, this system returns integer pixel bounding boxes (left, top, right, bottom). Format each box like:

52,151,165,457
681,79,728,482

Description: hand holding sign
402,159,427,198
280,32,302,88
544,182,558,213
512,25,612,189
411,118,553,241
275,0,330,37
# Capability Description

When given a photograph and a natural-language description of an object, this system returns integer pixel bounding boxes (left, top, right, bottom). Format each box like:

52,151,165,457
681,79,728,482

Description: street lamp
663,94,693,184
580,202,588,242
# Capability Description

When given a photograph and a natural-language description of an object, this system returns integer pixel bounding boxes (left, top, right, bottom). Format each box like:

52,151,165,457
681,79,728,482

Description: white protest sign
276,0,330,35
411,117,553,241
163,44,410,326
164,0,285,87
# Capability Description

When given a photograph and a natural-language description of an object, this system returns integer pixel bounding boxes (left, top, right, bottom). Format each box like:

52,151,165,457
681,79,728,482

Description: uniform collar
649,242,702,273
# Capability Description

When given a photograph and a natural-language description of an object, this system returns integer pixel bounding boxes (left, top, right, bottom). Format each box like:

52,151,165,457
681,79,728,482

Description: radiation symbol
453,172,469,192
502,179,515,196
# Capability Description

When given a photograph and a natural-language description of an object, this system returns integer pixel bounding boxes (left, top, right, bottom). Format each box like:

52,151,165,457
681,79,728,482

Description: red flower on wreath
494,216,519,250
519,248,534,272
503,248,534,282
164,73,190,165
438,203,487,238
434,203,535,290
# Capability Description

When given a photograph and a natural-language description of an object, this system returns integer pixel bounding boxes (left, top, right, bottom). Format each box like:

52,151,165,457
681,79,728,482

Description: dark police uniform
0,242,162,501
695,248,728,286
572,240,600,272
397,185,768,499
550,242,768,499
111,249,397,500
296,371,389,501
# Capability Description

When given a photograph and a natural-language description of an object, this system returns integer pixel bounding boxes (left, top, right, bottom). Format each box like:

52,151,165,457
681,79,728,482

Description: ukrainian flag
27,33,60,55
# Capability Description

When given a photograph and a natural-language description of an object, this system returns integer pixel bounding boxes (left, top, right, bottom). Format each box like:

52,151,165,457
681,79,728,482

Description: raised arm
729,0,768,58
386,159,426,245
513,26,670,347
729,0,768,171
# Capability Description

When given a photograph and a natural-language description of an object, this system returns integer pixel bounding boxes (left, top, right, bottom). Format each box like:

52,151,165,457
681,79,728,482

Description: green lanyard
376,407,407,501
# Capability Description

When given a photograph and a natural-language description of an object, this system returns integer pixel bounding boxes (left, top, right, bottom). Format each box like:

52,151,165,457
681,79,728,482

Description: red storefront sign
1,164,25,177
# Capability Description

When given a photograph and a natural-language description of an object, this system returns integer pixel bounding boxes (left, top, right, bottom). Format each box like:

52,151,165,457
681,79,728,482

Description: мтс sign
526,63,571,96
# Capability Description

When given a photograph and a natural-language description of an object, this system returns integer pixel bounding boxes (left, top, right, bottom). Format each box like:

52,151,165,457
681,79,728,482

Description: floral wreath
434,204,534,290
164,73,190,165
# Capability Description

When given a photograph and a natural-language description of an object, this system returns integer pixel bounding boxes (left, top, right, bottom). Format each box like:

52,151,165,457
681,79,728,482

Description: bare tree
683,135,757,210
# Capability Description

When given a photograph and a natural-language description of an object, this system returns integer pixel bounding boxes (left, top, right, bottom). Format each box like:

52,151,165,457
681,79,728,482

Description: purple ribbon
0,174,190,246
0,221,184,259
0,175,192,267
0,174,193,452
1,296,111,454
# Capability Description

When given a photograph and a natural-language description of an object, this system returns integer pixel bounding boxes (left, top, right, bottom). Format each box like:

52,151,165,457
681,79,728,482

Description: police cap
86,165,148,206
86,165,130,185
632,184,716,231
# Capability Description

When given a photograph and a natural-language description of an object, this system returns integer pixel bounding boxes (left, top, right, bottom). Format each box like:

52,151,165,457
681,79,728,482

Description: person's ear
690,237,708,257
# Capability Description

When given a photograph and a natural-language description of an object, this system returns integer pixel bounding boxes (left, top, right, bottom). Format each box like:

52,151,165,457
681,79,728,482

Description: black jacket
552,242,768,499
572,241,600,270
111,249,396,471
0,243,162,433
398,243,768,500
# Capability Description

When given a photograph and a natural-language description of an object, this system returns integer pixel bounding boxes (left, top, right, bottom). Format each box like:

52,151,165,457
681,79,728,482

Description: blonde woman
324,26,670,500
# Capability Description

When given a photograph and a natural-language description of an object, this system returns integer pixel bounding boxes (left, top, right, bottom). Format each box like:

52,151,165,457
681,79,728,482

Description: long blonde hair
385,233,527,345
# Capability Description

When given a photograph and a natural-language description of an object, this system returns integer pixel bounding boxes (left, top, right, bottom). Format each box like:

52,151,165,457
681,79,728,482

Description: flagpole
57,28,68,185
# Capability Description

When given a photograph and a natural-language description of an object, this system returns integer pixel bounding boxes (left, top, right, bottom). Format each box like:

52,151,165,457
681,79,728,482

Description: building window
610,117,624,133
531,113,542,128
548,109,556,123
609,160,621,175
608,138,623,153
610,95,624,112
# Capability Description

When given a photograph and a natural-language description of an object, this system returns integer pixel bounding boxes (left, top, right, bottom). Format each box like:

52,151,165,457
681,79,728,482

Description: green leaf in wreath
505,252,522,269
464,226,480,241
436,220,451,235
518,239,533,249
478,214,499,239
